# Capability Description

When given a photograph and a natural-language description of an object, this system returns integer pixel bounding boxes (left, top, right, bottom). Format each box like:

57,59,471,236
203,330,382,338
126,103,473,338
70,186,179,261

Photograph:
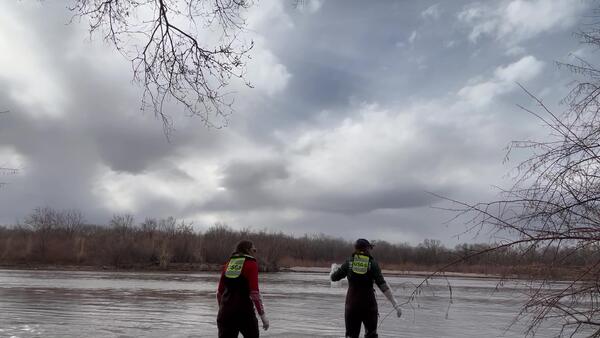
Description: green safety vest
225,256,246,278
351,254,370,274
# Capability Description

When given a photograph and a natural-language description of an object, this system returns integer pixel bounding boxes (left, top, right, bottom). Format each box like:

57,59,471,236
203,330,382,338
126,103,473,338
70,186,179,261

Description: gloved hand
260,313,269,331
329,263,339,279
382,287,401,318
394,304,402,318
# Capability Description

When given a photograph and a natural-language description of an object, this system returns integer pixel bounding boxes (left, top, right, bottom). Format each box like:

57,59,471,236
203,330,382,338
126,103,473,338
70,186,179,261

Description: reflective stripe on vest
351,254,370,274
225,257,246,278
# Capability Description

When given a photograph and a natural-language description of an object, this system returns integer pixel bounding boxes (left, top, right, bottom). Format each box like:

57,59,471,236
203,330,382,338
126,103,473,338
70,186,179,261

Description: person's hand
260,313,270,330
330,263,339,279
395,304,402,318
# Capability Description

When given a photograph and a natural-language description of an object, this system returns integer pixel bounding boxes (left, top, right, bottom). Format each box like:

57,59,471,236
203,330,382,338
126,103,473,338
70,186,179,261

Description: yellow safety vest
225,256,246,278
351,254,370,274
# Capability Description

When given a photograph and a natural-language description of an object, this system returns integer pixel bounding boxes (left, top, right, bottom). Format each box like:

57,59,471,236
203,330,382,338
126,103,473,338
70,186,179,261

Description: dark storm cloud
0,2,211,223
247,1,467,126
285,61,362,111
201,159,289,211
198,148,455,214
299,188,445,214
222,159,289,191
0,108,106,221
252,0,583,128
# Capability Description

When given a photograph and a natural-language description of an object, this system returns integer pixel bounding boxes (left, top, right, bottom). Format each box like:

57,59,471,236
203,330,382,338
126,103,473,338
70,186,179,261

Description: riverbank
2,264,583,282
0,263,502,280
281,266,499,279
0,259,582,280
0,262,222,273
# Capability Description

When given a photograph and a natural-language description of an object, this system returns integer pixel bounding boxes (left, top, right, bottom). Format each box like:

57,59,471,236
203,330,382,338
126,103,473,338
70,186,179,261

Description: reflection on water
0,269,588,337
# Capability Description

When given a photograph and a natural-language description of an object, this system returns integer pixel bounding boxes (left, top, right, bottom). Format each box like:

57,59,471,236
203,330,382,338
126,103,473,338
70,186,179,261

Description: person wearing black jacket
330,238,402,338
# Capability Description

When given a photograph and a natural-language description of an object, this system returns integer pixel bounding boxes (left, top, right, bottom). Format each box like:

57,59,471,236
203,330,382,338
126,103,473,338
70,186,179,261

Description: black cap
355,238,374,250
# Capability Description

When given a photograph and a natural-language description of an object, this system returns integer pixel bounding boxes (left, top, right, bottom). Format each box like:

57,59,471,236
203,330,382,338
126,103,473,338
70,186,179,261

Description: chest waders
220,255,255,316
217,255,259,338
346,254,379,338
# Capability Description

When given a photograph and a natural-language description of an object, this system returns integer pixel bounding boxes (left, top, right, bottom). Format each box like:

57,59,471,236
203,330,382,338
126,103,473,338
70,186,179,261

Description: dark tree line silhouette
0,207,594,277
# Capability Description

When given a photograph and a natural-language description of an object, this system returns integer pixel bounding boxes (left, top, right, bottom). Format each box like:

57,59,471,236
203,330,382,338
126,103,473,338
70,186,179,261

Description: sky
0,0,595,246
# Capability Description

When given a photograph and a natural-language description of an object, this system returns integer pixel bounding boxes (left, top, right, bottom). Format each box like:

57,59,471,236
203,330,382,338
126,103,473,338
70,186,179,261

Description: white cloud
0,3,68,118
494,55,544,82
458,0,588,45
246,1,294,32
239,1,292,96
422,4,441,20
445,40,456,48
246,47,291,96
505,45,526,56
92,162,222,214
282,101,502,198
286,105,417,190
568,45,598,64
458,82,502,107
458,55,544,106
299,0,323,14
91,129,281,216
409,30,418,44
0,146,27,172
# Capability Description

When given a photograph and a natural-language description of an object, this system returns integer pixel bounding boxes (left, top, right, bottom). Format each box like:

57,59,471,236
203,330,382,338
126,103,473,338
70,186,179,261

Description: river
0,269,587,337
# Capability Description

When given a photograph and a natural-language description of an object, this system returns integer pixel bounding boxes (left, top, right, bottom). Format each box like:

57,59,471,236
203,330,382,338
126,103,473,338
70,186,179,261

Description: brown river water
0,269,589,337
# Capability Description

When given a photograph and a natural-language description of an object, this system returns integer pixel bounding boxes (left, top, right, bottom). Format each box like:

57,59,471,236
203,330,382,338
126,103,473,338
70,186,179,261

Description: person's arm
330,260,349,281
216,264,226,306
371,259,387,290
243,259,269,330
372,260,402,317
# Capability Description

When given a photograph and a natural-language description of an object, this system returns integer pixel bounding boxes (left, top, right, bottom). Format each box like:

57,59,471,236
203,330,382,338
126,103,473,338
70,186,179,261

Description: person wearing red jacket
217,240,269,337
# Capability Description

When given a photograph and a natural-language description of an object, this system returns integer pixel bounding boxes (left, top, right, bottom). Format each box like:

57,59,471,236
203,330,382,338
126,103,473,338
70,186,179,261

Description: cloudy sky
0,0,594,245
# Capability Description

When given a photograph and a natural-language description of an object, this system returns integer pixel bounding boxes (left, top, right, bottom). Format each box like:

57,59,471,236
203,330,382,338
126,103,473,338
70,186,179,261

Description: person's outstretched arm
243,259,269,330
331,260,349,281
372,260,402,318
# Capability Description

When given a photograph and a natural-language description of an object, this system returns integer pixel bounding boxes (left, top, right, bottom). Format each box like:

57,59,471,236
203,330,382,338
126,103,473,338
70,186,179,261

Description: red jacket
217,255,265,316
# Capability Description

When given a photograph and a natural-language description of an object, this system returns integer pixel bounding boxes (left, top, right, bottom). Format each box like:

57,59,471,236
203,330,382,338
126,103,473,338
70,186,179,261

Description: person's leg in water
217,316,241,338
363,309,379,338
345,306,363,338
238,314,259,338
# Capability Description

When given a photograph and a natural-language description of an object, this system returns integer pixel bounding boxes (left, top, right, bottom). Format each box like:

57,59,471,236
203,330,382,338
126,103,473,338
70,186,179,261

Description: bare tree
24,207,59,257
58,209,86,236
69,0,254,132
109,213,135,233
433,10,600,337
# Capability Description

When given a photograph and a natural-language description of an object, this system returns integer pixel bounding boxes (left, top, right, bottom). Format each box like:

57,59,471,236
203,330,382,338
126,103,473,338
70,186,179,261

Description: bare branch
69,0,254,133
433,7,600,336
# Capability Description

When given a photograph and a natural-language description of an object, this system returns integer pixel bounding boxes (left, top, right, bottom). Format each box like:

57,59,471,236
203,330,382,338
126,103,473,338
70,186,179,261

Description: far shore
0,263,222,273
281,266,501,279
0,263,505,279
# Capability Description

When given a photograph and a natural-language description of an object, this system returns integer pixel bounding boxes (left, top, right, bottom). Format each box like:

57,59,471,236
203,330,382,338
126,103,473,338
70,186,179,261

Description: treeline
0,208,596,276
